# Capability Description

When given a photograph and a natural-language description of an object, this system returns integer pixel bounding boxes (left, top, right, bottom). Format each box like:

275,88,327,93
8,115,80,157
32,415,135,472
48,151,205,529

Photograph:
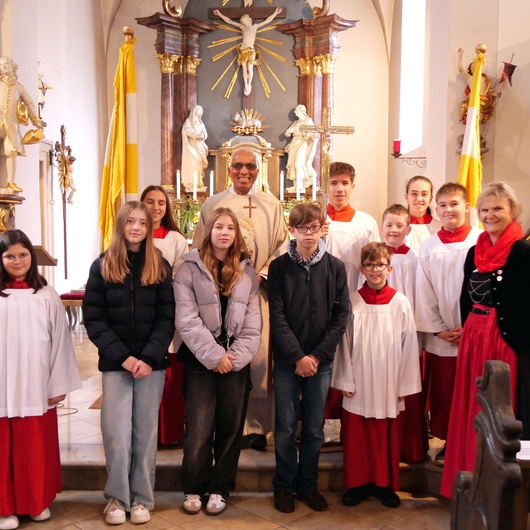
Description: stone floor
45,325,453,529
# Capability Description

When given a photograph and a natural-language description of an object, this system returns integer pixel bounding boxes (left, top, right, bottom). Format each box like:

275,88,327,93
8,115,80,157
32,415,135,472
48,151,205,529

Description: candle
176,170,181,200
296,177,300,201
393,139,401,155
209,170,214,196
279,171,284,201
312,173,317,201
192,171,197,201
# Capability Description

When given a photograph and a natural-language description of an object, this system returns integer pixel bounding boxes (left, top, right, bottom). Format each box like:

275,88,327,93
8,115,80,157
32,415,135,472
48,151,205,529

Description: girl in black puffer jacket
83,201,174,525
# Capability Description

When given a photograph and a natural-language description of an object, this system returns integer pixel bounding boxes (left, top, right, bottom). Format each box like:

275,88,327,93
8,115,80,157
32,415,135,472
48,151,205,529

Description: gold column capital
185,57,202,75
172,55,185,74
314,54,337,75
155,53,182,74
294,57,323,76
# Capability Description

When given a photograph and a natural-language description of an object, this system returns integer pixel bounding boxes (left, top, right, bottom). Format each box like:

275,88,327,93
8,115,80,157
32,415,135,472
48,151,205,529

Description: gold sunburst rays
222,0,273,4
209,20,286,99
255,43,286,63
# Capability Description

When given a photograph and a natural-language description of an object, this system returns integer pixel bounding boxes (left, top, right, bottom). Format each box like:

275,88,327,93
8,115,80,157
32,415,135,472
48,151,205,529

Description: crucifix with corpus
300,106,355,209
209,2,287,103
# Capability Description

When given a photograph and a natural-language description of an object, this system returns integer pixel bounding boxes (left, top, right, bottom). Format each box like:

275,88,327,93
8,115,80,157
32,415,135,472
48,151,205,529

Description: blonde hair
101,201,167,286
199,207,249,297
476,181,522,223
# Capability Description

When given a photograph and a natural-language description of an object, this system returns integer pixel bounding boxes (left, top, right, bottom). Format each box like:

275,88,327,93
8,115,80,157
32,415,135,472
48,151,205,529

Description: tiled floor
43,326,452,529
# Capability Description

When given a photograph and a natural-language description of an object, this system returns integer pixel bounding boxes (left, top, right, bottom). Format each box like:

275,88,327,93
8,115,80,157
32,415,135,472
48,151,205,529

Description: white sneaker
0,516,19,530
206,493,226,515
30,508,51,522
182,494,202,514
103,498,126,525
130,504,150,524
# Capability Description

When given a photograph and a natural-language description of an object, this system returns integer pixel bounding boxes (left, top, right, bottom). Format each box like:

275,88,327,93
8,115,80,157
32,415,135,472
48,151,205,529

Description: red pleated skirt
440,305,517,498
0,408,61,516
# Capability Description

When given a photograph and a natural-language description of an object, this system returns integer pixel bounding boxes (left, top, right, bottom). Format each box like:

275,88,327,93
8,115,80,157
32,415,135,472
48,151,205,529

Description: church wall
426,0,530,228
1,0,107,293
494,0,530,229
332,0,389,222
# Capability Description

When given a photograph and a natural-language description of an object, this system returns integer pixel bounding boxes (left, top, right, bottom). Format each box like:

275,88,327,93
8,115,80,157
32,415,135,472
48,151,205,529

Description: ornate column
278,15,357,174
136,14,215,191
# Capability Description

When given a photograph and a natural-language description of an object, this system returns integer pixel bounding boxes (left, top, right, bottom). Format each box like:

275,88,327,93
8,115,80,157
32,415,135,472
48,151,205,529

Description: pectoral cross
300,106,354,209
243,196,257,218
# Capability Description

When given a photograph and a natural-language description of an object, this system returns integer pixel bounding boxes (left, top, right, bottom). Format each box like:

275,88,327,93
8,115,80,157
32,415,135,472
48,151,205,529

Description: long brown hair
140,185,184,235
199,207,249,296
0,229,47,297
101,201,167,286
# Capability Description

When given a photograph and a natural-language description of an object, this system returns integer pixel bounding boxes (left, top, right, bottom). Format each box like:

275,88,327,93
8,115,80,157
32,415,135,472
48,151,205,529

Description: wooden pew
451,360,522,530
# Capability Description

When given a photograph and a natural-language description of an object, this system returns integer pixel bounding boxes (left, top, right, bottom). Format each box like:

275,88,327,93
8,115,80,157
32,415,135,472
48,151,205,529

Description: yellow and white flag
99,33,138,250
458,51,485,211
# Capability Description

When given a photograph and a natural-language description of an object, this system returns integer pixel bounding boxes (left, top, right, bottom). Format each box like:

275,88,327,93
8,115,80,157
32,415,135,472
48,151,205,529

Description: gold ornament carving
155,53,179,74
172,55,185,74
185,57,202,75
314,54,337,75
162,0,182,18
312,0,330,18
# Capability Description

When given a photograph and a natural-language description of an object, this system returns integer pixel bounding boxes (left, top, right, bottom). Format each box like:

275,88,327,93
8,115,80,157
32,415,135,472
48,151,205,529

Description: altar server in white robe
192,147,289,449
324,161,380,419
0,230,81,530
325,162,380,294
415,183,481,443
381,204,428,463
332,243,420,509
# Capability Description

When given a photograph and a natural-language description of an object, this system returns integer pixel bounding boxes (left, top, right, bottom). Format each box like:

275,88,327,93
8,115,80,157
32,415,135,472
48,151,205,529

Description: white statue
284,104,318,193
0,57,43,193
213,7,282,96
181,105,209,192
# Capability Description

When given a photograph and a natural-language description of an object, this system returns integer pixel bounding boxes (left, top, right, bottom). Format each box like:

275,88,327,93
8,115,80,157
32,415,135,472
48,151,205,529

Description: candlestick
192,171,197,201
279,171,284,201
312,173,317,201
176,170,181,200
296,179,300,201
209,170,214,196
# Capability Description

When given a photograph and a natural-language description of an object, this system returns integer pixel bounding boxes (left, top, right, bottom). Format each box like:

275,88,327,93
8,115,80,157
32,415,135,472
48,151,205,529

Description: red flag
499,61,517,86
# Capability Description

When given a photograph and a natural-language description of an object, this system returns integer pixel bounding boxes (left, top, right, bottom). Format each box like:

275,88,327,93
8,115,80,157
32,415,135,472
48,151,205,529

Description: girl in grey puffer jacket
174,207,261,516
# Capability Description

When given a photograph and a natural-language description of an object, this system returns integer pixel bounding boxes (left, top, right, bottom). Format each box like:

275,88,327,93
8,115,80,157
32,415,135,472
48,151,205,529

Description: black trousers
181,363,251,496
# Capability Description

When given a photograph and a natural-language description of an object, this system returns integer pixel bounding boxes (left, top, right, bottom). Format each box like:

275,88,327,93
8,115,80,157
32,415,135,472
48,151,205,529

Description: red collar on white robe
386,244,410,255
358,283,397,304
153,226,170,239
410,214,433,225
437,224,472,244
326,204,355,222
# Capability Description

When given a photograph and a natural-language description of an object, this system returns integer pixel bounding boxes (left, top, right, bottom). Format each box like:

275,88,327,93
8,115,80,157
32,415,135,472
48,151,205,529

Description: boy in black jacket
268,203,349,513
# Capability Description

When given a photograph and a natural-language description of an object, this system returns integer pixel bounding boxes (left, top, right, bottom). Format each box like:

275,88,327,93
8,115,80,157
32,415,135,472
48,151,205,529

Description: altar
137,2,357,210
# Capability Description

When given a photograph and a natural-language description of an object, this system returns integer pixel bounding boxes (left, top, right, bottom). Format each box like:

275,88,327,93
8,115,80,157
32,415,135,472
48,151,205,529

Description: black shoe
374,486,400,508
248,433,267,452
297,490,328,511
342,485,370,506
274,491,294,513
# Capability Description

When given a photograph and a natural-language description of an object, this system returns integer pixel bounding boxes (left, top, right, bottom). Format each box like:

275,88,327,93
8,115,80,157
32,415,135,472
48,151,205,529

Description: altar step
61,444,443,494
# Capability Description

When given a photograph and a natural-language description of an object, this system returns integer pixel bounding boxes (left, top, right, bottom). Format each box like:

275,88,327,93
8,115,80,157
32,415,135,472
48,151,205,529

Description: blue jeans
272,360,332,494
101,370,165,511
